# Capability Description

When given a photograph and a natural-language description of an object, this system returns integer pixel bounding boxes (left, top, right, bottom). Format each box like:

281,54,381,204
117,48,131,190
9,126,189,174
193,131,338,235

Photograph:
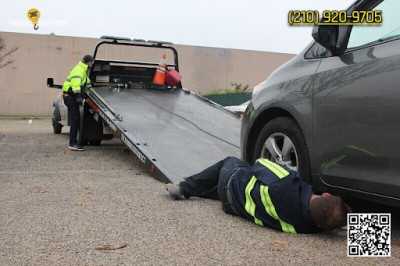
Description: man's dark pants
63,94,80,146
179,157,251,211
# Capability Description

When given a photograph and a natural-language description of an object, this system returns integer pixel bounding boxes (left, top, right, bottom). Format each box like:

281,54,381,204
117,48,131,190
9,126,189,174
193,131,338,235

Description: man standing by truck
62,55,93,151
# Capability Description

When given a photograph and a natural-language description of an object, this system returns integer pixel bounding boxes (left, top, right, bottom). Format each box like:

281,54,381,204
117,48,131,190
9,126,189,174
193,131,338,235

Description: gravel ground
0,118,399,265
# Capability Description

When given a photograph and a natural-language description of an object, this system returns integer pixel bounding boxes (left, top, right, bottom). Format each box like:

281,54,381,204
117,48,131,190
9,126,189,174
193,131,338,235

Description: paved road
0,118,399,265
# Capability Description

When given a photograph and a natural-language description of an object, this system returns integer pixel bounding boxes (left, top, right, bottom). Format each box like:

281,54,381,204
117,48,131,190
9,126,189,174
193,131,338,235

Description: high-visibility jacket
228,159,319,234
62,61,91,94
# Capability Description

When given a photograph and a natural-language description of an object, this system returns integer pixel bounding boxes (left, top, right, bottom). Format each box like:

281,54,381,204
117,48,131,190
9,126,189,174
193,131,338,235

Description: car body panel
313,38,400,198
241,47,321,170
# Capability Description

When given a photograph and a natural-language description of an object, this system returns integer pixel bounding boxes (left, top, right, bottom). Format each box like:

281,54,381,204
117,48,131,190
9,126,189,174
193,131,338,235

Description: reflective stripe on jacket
228,159,318,234
62,61,91,93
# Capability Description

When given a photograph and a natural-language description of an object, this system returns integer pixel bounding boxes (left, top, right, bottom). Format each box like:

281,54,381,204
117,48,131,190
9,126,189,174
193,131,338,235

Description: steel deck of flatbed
88,86,241,184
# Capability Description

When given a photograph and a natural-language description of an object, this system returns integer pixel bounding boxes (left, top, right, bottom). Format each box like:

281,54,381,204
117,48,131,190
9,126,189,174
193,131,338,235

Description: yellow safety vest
244,159,297,234
62,61,91,93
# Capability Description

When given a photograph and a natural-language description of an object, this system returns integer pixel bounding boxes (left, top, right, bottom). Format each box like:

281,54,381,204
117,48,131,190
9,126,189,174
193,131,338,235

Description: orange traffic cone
153,54,166,85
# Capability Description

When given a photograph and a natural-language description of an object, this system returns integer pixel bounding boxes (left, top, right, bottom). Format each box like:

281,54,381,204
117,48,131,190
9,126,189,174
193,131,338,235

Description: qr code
347,213,391,257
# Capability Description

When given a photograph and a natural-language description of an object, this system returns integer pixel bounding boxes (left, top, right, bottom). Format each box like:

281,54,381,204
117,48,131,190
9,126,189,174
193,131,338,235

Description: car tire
253,117,312,184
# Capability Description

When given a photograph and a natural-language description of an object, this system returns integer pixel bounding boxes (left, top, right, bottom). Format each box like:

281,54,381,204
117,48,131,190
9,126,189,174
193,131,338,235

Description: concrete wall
0,32,294,116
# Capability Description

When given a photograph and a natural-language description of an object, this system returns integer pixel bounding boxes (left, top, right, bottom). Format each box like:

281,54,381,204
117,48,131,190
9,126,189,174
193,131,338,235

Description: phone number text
288,10,382,26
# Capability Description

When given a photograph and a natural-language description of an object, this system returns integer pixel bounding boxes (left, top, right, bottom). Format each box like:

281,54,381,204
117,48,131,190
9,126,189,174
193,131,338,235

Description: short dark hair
309,196,352,230
82,55,94,63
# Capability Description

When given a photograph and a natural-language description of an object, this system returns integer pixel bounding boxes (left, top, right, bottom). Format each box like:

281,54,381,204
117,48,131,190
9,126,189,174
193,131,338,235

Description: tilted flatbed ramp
88,86,241,184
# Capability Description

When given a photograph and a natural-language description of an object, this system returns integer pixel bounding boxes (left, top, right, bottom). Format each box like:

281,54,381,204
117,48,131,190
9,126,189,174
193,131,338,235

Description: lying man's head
309,193,352,230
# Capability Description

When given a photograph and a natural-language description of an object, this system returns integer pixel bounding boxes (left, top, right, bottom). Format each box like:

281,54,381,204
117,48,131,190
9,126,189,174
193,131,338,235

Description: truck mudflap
86,86,241,184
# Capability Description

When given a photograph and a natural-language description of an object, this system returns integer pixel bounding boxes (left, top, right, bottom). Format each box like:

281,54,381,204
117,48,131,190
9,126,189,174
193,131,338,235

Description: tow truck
48,36,241,184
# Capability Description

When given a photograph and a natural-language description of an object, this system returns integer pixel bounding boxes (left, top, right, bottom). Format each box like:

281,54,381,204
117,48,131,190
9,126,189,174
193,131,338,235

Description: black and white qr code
347,213,391,257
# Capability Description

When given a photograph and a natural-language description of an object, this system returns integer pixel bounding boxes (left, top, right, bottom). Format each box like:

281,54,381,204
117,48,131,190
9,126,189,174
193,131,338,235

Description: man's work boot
165,183,183,200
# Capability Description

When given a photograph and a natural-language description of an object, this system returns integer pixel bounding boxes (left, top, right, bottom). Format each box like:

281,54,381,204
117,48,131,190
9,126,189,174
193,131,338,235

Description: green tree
230,82,249,92
206,82,250,95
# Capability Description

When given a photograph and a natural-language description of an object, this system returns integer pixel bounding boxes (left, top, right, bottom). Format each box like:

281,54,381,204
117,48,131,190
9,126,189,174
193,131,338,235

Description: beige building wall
0,32,294,116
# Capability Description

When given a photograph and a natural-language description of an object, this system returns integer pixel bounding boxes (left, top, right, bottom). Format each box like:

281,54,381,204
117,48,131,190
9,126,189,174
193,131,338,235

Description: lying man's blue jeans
179,157,251,209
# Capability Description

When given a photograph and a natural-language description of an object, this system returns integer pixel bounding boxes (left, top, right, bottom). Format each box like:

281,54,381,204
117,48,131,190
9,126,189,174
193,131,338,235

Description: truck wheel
78,103,103,146
52,118,62,134
102,134,113,140
253,117,312,184
88,140,102,146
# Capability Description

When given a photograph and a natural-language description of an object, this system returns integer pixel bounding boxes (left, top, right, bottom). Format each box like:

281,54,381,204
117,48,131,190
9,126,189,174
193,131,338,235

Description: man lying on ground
166,157,352,233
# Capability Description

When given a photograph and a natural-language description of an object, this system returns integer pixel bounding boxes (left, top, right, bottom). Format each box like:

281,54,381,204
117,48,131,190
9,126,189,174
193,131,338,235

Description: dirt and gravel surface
0,118,399,265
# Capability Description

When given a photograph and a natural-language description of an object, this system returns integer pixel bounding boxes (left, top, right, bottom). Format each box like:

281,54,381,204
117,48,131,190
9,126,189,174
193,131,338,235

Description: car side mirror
312,25,341,55
47,78,54,87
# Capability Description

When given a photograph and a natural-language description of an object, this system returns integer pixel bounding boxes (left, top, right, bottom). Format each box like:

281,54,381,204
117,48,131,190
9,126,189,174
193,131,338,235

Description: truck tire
253,117,312,184
102,133,113,140
88,140,102,145
52,118,62,134
78,102,103,145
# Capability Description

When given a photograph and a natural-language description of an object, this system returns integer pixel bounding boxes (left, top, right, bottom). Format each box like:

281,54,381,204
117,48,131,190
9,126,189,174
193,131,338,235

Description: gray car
241,0,400,207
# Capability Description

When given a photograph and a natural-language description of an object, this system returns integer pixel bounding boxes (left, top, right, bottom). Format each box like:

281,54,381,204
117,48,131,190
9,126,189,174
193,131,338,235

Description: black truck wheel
253,117,312,184
52,117,62,134
77,102,104,146
88,140,102,145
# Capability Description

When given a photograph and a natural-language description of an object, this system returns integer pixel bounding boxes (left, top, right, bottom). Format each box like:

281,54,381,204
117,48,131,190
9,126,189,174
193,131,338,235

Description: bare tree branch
0,37,18,69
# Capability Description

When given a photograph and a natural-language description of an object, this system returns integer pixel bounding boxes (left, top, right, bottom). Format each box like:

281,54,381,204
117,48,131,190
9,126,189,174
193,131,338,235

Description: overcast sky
1,0,353,54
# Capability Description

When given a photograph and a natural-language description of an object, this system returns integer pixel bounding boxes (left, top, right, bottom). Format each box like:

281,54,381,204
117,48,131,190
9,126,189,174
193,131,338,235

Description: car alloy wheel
253,117,312,184
261,133,299,171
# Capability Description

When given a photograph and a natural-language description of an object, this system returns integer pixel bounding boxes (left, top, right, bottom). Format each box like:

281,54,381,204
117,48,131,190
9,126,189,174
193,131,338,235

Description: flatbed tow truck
48,36,241,184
